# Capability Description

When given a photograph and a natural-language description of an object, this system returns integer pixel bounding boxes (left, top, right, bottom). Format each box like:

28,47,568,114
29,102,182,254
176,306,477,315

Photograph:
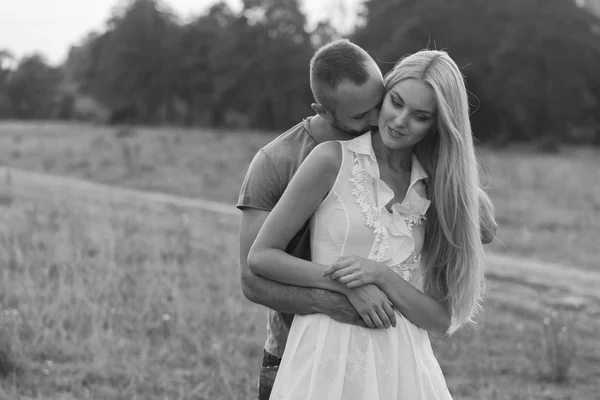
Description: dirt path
2,166,599,309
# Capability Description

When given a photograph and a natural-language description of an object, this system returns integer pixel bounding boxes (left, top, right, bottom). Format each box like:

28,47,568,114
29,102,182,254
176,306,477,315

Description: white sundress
269,132,453,400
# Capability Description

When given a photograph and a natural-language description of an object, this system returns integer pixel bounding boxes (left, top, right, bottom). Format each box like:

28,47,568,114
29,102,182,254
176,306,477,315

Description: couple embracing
238,39,497,400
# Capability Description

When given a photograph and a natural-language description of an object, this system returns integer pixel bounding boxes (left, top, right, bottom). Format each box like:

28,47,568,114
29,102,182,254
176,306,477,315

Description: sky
0,0,363,66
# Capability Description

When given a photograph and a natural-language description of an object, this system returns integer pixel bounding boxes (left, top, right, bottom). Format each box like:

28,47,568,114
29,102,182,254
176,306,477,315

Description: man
237,39,497,400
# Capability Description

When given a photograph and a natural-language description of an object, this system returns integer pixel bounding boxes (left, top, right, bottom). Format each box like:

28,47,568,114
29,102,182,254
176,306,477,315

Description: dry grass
0,194,264,399
0,120,599,397
0,121,267,204
0,187,599,399
479,145,600,271
0,121,598,271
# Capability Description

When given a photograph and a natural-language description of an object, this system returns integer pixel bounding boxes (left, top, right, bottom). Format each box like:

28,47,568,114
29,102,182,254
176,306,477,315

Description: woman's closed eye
391,95,432,121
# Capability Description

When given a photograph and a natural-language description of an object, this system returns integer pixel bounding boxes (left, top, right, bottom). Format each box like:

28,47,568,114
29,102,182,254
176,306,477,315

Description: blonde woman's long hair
384,50,486,334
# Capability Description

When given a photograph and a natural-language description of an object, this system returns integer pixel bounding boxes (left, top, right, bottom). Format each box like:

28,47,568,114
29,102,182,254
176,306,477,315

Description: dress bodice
310,132,431,288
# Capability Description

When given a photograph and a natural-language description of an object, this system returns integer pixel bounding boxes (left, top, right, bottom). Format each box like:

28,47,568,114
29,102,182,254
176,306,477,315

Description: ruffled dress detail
269,132,452,400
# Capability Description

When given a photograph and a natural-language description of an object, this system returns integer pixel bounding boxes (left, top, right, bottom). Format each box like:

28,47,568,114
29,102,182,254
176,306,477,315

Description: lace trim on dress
400,213,427,228
350,153,388,262
390,254,419,281
350,152,427,280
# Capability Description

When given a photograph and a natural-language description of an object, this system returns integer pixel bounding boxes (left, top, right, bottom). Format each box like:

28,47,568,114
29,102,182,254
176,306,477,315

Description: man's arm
239,207,365,326
478,187,497,244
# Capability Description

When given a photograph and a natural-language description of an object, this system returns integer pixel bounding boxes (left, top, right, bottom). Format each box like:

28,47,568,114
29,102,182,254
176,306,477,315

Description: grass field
0,121,598,271
0,176,599,399
0,193,264,399
0,121,599,399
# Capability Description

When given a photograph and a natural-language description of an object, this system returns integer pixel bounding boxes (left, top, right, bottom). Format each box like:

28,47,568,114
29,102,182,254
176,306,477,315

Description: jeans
258,350,282,400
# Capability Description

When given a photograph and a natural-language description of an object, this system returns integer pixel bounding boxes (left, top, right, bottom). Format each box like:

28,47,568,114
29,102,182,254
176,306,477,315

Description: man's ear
311,103,325,115
311,103,334,123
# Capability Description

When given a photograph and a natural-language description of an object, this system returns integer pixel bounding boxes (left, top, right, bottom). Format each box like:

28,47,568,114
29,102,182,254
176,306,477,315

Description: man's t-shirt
237,117,318,358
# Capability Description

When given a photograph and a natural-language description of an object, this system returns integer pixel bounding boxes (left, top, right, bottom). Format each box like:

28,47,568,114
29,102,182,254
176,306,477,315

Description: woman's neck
371,131,414,172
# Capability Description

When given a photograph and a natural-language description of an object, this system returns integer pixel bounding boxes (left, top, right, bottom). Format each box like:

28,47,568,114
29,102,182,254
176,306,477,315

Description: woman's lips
388,126,406,138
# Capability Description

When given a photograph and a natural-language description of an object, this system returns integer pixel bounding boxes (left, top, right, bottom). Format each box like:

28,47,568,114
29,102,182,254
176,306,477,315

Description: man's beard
331,117,375,137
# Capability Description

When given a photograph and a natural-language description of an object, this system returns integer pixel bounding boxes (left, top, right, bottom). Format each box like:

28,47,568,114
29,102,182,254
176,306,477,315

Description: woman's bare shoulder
308,140,343,171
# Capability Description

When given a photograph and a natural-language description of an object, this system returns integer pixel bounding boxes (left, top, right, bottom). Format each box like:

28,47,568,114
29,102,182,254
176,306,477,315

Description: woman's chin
381,132,405,149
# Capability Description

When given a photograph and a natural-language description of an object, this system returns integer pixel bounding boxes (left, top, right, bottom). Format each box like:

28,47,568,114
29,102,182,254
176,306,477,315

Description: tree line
1,0,599,146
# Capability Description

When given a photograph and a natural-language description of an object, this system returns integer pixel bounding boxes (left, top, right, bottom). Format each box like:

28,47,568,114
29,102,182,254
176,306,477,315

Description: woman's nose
394,111,409,126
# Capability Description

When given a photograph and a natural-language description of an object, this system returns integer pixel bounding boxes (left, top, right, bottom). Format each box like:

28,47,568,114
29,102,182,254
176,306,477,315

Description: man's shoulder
237,117,318,211
260,118,318,163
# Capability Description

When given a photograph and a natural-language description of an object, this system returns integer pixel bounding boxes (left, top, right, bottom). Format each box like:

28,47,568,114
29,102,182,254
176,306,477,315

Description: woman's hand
323,255,389,289
345,284,397,328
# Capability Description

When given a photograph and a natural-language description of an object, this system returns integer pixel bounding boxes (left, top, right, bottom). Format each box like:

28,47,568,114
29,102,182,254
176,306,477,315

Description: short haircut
310,39,373,111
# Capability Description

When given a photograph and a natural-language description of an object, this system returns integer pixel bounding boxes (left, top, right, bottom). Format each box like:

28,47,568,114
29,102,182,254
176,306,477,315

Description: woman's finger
345,279,364,289
337,273,361,284
322,260,350,276
322,265,337,277
328,266,354,280
325,257,354,275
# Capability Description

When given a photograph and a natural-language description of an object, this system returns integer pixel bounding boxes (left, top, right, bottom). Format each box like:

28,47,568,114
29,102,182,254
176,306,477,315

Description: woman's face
378,78,437,150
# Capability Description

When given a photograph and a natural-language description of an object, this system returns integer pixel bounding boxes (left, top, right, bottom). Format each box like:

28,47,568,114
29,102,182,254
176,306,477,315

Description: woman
248,50,486,399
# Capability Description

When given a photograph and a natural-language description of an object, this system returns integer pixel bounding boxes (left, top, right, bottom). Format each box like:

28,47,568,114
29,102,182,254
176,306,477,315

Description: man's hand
345,284,397,329
318,293,368,327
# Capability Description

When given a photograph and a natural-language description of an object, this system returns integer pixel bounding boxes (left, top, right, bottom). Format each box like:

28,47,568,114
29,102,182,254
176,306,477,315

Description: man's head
310,39,384,136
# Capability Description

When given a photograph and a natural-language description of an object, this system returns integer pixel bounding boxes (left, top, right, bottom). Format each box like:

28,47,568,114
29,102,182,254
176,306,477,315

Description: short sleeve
237,149,284,211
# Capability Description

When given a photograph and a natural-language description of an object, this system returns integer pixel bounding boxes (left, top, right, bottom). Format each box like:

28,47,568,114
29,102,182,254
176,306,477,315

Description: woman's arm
240,208,367,327
377,268,451,336
247,141,348,295
324,256,451,335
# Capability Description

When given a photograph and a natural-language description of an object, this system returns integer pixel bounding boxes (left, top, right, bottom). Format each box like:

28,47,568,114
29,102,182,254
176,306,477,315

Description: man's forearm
242,272,349,315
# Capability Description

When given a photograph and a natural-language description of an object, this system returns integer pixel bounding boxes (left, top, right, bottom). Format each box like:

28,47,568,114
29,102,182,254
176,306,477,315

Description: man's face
328,65,385,137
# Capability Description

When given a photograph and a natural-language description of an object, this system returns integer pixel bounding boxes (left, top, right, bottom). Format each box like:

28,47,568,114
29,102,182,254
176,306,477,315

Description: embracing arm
245,142,396,329
239,208,363,325
247,142,348,293
324,256,449,334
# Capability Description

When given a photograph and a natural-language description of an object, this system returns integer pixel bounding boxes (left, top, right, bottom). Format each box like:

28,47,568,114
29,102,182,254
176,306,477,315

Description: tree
310,21,342,49
170,2,237,126
4,54,62,119
0,50,15,117
62,0,319,129
352,0,600,144
73,0,180,124
0,50,14,86
222,0,314,129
